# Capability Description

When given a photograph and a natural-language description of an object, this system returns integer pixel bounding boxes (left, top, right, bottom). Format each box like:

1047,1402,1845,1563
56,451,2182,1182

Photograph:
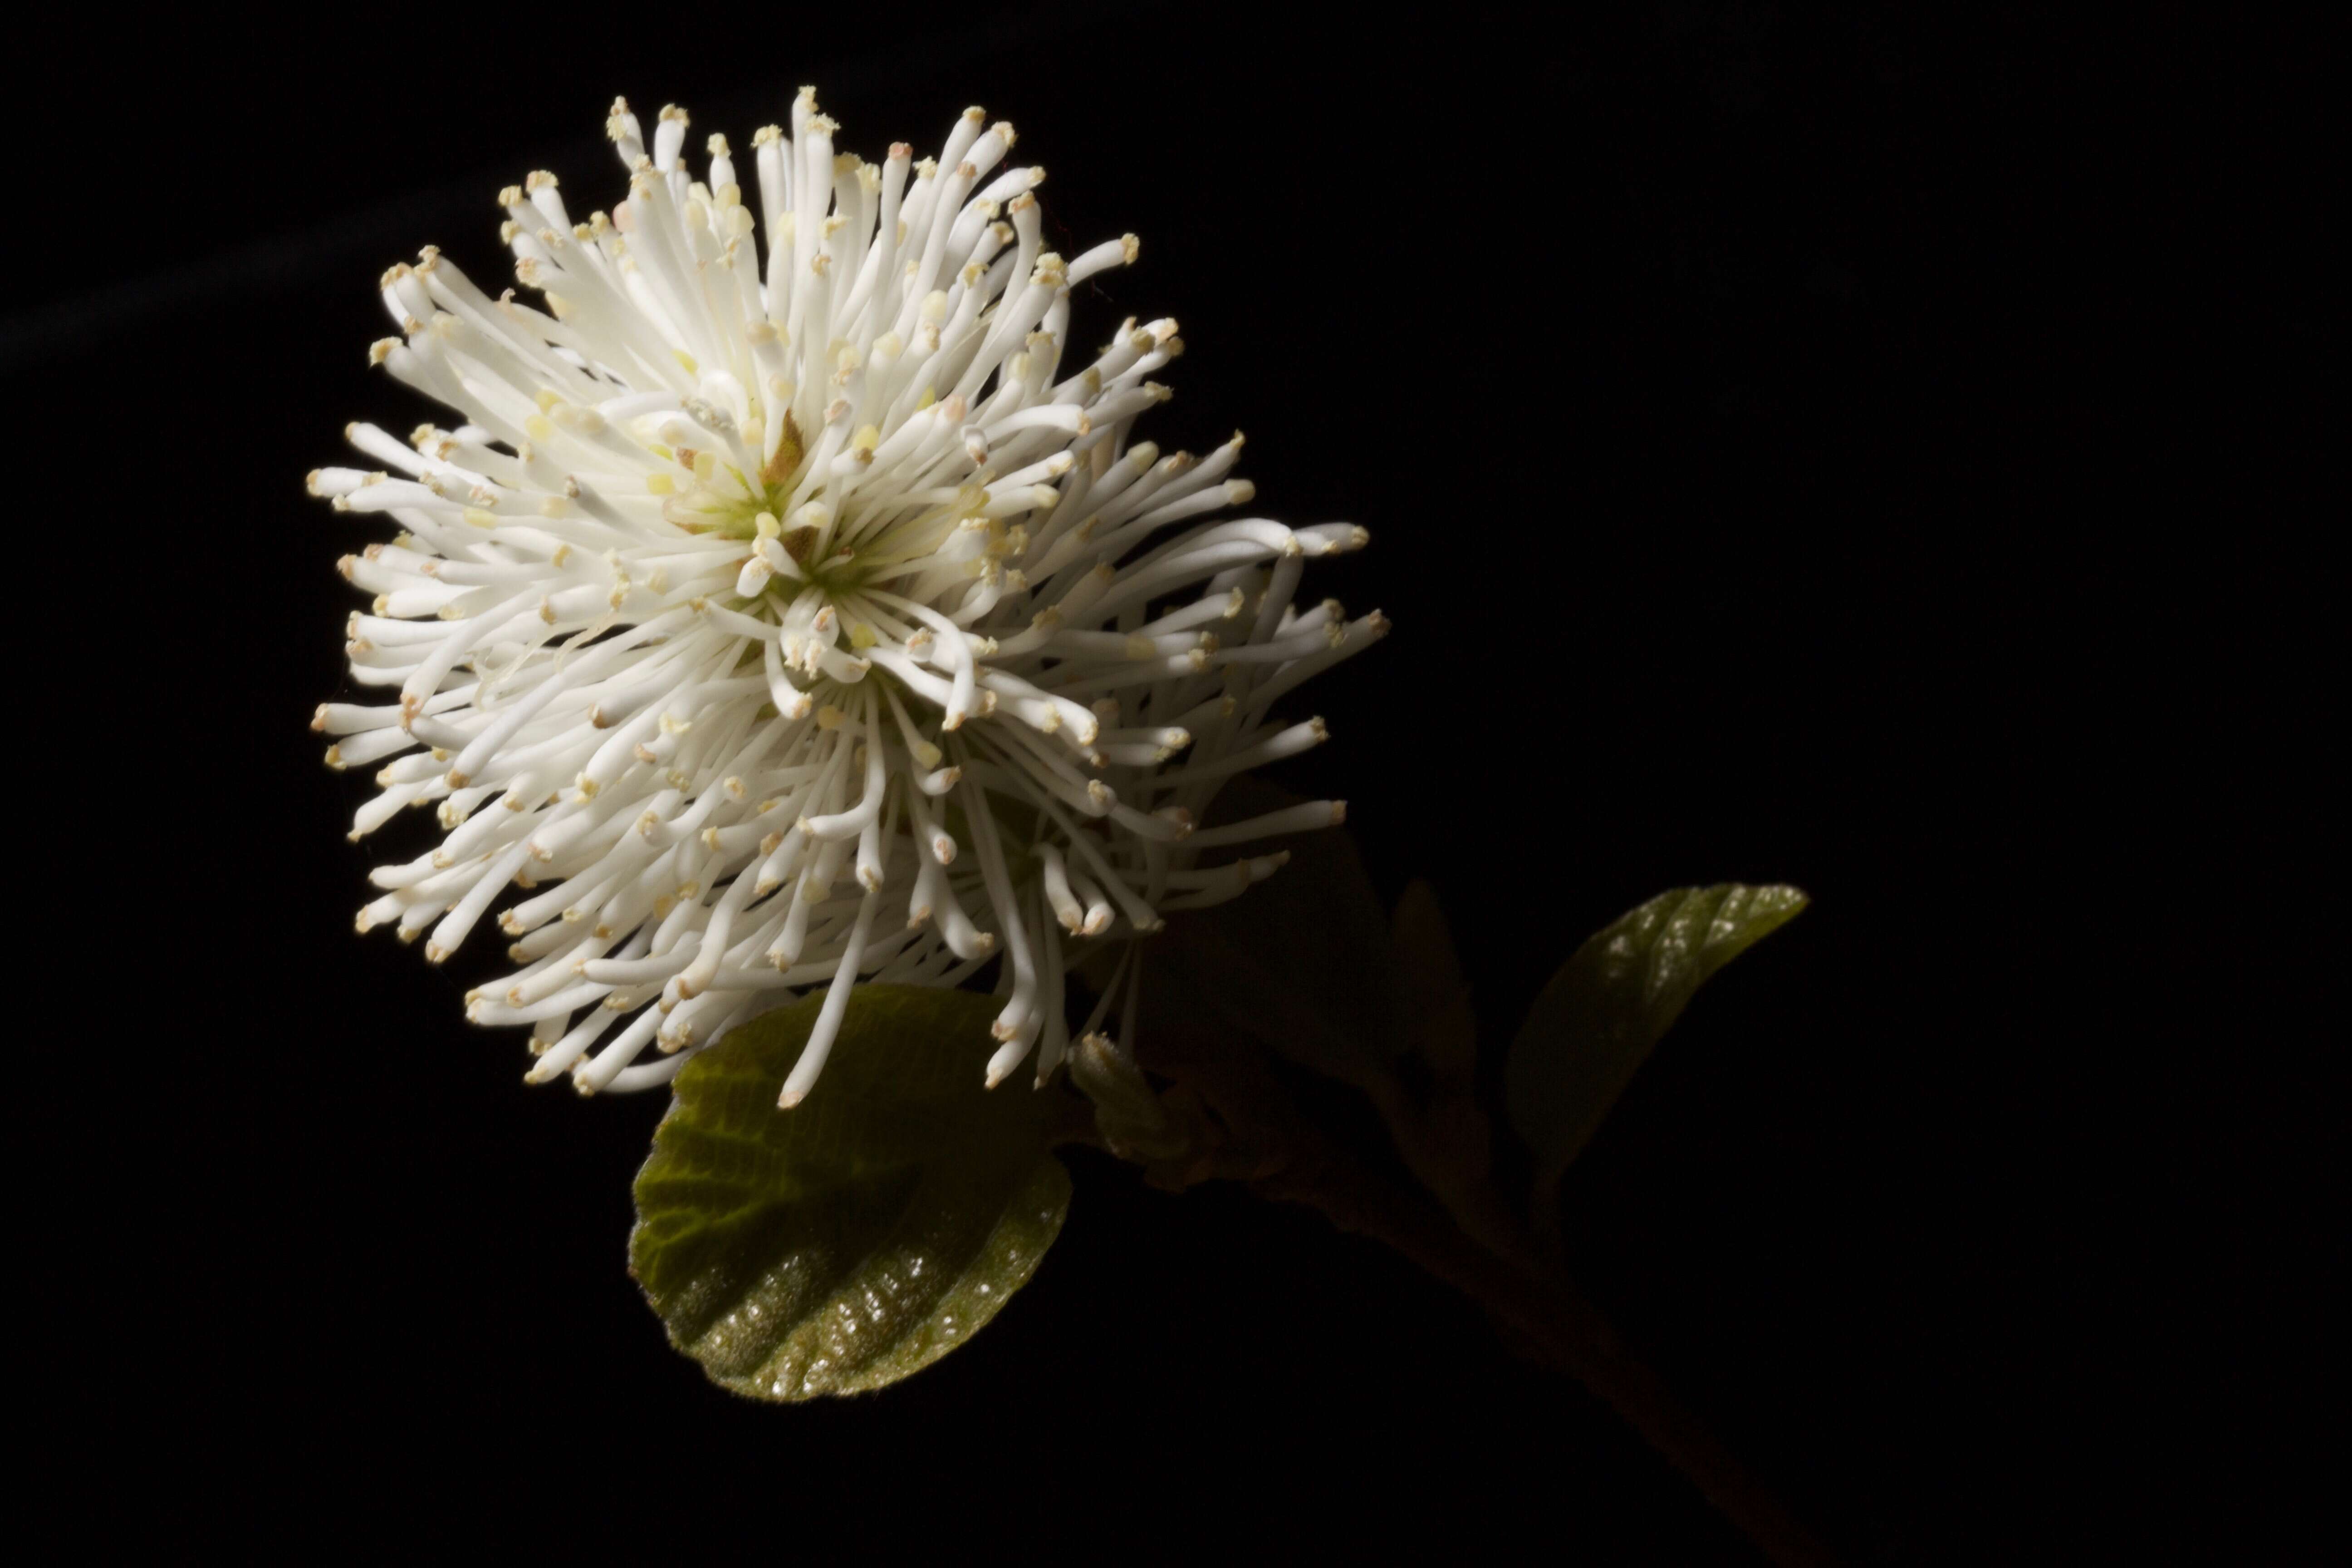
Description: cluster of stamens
315,90,1382,1104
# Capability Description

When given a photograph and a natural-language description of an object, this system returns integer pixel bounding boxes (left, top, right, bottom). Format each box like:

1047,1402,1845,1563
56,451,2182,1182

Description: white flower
315,90,1384,1105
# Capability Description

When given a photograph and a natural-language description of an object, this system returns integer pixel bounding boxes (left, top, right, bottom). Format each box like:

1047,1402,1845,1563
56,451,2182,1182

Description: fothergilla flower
314,90,1383,1104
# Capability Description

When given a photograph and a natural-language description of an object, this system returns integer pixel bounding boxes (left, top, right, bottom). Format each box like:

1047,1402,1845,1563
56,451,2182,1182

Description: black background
19,4,2332,1560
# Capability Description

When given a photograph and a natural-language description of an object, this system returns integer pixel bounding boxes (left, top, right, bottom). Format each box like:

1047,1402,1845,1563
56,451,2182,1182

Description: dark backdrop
21,5,2331,1560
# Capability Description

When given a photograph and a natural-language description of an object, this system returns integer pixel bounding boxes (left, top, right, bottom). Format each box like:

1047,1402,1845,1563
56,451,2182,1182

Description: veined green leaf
1505,884,1807,1198
630,985,1070,1401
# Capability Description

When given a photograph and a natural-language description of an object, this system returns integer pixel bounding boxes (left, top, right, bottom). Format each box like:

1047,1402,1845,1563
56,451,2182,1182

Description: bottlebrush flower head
314,89,1385,1104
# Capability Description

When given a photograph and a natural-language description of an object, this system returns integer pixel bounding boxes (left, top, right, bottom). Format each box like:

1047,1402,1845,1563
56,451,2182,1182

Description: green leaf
1145,774,1410,1084
1505,884,1808,1196
630,985,1071,1401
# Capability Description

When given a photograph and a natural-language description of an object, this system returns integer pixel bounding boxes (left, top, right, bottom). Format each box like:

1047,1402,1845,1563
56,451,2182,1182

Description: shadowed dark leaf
1145,774,1409,1084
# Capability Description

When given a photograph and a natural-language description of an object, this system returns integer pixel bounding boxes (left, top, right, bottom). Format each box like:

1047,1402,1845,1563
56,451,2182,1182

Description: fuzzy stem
1114,1018,1835,1566
1250,1116,1836,1568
